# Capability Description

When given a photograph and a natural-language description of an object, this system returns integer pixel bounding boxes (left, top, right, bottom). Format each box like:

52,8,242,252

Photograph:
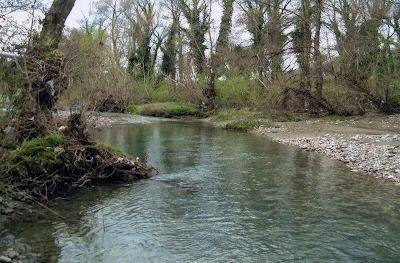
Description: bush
127,104,139,115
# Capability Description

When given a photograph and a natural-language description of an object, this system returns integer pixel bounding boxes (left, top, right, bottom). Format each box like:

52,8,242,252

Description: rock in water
0,256,12,263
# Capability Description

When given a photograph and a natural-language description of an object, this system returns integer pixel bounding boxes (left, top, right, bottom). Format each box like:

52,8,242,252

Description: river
2,115,400,262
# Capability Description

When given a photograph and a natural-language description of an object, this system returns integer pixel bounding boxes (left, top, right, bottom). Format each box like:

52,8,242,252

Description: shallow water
3,116,400,262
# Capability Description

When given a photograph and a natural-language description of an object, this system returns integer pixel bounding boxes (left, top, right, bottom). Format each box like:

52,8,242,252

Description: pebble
6,248,18,259
273,134,400,183
0,256,11,263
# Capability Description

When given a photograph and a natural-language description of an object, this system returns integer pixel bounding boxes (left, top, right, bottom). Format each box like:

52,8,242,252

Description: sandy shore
254,114,400,184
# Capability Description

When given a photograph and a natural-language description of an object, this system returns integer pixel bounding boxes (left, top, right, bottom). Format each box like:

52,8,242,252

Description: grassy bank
129,102,354,132
129,102,202,118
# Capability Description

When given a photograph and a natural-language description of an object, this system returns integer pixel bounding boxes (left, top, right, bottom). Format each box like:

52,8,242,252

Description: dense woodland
1,0,400,117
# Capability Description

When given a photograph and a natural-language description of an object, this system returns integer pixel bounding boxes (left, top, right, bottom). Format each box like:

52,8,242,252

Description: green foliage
95,141,125,157
127,104,139,115
225,120,272,131
137,102,199,117
165,102,198,116
216,76,265,108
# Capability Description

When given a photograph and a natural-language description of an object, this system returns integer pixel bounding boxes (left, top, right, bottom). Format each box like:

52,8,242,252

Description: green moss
225,120,272,131
137,102,199,117
95,142,125,157
7,133,66,178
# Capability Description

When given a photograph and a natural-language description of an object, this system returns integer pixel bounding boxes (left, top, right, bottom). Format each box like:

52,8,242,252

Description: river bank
253,114,400,183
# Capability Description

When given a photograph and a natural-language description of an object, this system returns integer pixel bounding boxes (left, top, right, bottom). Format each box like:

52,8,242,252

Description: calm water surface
3,115,400,262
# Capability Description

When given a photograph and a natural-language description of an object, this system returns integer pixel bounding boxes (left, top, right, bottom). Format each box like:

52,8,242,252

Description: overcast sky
65,0,92,28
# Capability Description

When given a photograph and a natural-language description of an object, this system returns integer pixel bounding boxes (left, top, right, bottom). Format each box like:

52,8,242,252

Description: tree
292,0,312,90
213,0,235,73
216,0,234,54
327,0,391,111
161,0,181,80
126,0,159,81
180,0,210,74
23,0,76,113
238,0,287,80
313,0,324,98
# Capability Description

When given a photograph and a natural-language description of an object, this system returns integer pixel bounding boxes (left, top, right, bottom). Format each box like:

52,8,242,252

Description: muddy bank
255,114,400,183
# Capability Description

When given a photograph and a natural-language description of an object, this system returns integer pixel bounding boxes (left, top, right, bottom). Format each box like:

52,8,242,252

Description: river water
3,116,400,262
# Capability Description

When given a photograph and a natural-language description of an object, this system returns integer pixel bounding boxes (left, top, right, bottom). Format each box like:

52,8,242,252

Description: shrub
127,104,139,115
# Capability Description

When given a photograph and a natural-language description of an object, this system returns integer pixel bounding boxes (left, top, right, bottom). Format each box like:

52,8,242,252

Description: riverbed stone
0,256,12,263
6,248,18,259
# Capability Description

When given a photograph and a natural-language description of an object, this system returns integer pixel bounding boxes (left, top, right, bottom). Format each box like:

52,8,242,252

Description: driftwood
96,95,128,113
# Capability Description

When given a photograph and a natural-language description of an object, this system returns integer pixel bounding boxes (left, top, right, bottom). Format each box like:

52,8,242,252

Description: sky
65,0,92,28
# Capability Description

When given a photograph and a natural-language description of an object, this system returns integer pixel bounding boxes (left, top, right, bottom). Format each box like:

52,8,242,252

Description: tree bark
313,0,323,98
38,0,76,51
215,0,234,54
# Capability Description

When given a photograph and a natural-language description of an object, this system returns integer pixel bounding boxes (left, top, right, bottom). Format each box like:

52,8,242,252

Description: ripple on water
4,121,400,262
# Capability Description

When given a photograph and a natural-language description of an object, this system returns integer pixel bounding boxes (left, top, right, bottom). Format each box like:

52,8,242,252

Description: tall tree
161,0,181,80
292,0,312,90
180,0,210,74
127,0,158,81
313,0,324,98
216,0,234,54
265,0,286,78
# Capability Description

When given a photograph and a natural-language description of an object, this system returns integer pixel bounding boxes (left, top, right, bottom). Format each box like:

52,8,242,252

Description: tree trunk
161,16,179,80
214,0,234,73
215,0,234,54
37,0,76,51
26,0,75,112
313,0,323,98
